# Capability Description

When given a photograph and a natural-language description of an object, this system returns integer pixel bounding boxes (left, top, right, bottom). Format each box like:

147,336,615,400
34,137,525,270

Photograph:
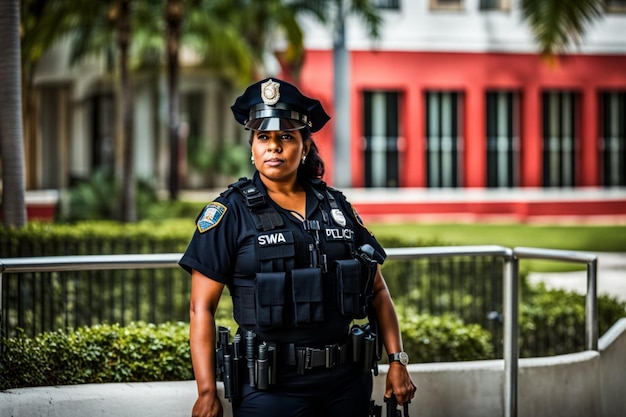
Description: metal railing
0,246,601,417
513,247,599,351
387,246,518,417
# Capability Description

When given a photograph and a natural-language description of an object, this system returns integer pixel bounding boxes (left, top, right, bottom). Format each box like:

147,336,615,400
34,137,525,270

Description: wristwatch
388,351,409,366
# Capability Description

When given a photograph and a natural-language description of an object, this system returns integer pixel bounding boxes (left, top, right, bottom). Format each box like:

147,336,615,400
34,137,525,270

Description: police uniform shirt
179,172,386,347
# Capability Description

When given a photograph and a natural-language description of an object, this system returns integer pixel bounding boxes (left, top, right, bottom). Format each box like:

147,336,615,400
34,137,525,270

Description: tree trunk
333,0,351,187
166,0,182,200
0,0,27,227
119,0,136,222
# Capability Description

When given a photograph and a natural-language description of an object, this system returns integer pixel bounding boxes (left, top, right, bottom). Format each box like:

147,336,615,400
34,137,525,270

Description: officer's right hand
191,392,223,417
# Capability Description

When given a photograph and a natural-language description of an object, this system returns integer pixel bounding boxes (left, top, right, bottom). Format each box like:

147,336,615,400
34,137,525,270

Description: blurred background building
23,0,626,219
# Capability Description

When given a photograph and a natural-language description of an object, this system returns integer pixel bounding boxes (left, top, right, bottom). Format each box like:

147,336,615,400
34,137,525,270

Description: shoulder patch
197,202,227,233
351,203,373,235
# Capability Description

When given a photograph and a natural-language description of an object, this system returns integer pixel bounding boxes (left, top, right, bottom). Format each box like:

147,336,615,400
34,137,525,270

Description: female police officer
179,78,416,417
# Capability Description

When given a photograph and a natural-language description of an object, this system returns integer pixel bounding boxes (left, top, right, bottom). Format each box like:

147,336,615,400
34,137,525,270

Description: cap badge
261,79,280,105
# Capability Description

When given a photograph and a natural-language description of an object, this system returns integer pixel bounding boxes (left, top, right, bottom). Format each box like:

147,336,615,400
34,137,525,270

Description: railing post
503,255,518,417
513,247,599,353
0,267,4,346
0,268,3,361
586,258,599,351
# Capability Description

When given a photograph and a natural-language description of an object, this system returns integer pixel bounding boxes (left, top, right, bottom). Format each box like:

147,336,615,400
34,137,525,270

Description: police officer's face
251,129,308,183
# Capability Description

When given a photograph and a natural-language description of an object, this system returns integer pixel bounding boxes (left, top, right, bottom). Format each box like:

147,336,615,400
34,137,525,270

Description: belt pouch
255,272,286,328
335,259,364,317
291,268,324,325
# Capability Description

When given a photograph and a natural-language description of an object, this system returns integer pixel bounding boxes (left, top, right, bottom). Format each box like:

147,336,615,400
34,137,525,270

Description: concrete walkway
527,252,626,302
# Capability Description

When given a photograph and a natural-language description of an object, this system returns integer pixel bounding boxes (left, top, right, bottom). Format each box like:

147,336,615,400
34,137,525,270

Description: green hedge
399,312,494,363
0,322,192,390
2,291,624,390
519,283,626,357
0,221,194,257
0,220,446,257
1,314,490,390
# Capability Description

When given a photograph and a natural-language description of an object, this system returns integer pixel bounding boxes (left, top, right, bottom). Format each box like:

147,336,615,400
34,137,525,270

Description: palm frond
349,0,382,40
520,0,604,57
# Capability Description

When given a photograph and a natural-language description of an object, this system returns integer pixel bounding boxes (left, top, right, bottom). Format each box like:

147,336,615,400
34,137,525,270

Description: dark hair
248,128,325,181
298,128,325,181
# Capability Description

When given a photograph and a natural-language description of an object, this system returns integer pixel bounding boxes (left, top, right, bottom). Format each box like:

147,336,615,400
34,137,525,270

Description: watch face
390,352,410,365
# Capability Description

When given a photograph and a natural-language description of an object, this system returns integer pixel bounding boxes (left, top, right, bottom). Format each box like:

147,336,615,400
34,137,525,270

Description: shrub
0,220,193,257
0,322,192,390
398,311,495,363
1,311,493,390
519,283,626,357
58,169,164,222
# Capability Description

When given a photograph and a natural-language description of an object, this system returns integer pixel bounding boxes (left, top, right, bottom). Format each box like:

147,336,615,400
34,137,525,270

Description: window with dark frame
486,91,520,188
40,87,64,189
479,0,510,11
88,92,116,174
541,91,579,188
425,91,463,188
371,0,400,10
606,0,626,13
599,91,626,187
363,91,401,188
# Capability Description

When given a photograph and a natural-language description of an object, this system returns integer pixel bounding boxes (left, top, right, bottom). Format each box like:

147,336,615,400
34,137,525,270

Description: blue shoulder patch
351,203,373,235
197,202,227,233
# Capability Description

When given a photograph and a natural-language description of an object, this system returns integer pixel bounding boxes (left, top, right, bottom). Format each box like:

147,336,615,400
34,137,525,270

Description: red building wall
297,50,626,189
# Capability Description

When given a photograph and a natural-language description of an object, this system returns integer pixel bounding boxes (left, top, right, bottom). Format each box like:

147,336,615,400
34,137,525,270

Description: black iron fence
382,254,505,355
4,266,190,336
1,253,506,348
2,246,600,361
0,254,185,338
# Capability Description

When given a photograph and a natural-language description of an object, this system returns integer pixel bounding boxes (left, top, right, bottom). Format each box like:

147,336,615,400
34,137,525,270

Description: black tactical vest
225,177,373,338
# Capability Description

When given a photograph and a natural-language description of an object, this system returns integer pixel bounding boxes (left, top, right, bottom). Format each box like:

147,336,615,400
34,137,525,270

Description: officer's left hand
385,362,417,405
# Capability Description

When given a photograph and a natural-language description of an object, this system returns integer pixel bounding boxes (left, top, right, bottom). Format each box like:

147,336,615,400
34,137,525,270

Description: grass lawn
367,222,626,273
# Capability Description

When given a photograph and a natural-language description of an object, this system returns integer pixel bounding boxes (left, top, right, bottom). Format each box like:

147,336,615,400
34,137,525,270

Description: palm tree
117,0,136,222
0,0,27,227
160,0,253,198
20,0,69,192
162,0,320,197
211,0,312,80
164,0,183,200
161,0,255,198
61,0,151,222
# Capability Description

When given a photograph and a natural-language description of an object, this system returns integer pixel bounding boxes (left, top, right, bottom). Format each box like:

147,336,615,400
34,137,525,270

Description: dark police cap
231,78,330,133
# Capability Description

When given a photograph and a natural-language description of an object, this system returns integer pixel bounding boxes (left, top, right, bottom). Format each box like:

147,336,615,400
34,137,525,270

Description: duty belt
292,340,352,374
238,331,353,375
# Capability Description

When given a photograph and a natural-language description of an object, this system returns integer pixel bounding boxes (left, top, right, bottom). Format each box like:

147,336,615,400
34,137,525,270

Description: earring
250,154,255,165
301,155,307,164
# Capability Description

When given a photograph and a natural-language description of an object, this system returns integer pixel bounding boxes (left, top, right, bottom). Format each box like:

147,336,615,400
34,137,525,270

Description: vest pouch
335,259,366,318
255,272,286,328
231,284,256,326
291,268,324,325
